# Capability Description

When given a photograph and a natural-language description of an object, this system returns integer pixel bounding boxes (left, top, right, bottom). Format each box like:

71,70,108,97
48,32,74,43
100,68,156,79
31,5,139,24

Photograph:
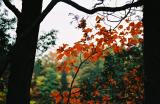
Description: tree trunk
6,0,43,104
144,1,160,103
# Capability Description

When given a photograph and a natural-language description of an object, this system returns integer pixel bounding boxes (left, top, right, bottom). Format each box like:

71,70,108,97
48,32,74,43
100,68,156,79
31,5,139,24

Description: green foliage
36,30,57,57
102,45,144,104
61,71,69,91
0,10,16,56
76,45,144,103
31,59,60,104
0,10,16,104
77,59,106,101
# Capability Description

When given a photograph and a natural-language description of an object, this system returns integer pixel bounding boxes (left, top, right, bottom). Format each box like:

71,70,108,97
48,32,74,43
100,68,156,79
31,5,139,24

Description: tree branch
14,0,143,46
66,52,95,104
62,0,143,14
93,0,104,8
112,0,134,30
13,0,59,45
3,0,21,18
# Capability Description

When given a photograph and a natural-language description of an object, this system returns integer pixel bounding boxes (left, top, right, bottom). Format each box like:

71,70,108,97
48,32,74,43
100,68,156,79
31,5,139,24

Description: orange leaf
63,91,69,97
57,47,64,53
73,67,78,73
135,77,141,81
125,18,129,23
127,101,133,104
83,28,92,33
50,91,59,97
64,50,70,57
83,52,90,58
96,15,101,23
94,90,100,96
88,100,94,104
129,22,134,27
113,45,120,53
102,95,110,101
75,44,82,52
50,91,62,103
69,59,76,64
118,25,123,29
57,54,64,60
96,23,102,28
91,55,99,62
136,21,143,28
65,66,70,73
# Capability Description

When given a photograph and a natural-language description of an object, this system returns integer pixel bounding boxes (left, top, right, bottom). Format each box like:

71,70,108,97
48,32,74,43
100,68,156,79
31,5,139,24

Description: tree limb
62,0,143,14
14,0,143,46
3,0,21,18
112,0,134,30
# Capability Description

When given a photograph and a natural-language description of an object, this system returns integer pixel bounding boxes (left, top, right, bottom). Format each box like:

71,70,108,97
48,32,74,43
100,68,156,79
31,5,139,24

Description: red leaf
57,54,64,60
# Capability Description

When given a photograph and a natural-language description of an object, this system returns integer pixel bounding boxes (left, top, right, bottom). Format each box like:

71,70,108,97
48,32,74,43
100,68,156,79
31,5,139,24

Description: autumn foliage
49,15,144,104
0,15,142,104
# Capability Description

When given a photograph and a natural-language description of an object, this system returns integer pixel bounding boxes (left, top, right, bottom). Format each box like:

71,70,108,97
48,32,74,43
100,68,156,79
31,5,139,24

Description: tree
55,15,143,104
144,1,160,103
0,0,143,104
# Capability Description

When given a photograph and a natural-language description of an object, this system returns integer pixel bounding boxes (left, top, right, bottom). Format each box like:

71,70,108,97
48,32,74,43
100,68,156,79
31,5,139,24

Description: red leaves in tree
74,43,83,52
118,25,123,29
57,53,64,60
50,91,62,103
64,50,71,57
112,44,121,53
83,52,90,59
78,18,86,29
102,95,110,101
83,28,92,33
50,15,144,104
96,15,102,23
56,15,143,73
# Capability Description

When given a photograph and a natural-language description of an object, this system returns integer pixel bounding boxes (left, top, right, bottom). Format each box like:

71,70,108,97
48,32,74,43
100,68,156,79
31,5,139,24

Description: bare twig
93,0,105,8
112,0,134,30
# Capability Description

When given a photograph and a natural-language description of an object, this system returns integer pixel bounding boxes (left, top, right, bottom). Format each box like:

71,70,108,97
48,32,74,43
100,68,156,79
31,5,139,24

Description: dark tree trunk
144,1,160,103
6,0,43,104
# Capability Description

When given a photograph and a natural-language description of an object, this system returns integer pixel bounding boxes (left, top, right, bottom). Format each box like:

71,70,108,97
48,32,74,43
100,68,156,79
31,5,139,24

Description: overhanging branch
62,0,143,14
3,0,21,18
14,0,143,45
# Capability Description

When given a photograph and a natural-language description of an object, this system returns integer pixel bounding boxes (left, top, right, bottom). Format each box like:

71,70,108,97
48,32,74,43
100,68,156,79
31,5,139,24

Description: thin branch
66,46,117,104
66,52,94,104
112,0,134,30
62,0,143,14
3,0,21,18
93,0,104,8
